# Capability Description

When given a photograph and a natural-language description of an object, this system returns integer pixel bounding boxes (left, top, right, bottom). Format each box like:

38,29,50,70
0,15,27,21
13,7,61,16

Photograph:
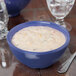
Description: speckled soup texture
12,26,66,52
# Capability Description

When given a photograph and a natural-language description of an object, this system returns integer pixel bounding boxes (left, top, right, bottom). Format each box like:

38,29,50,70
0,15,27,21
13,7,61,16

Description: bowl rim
7,21,70,55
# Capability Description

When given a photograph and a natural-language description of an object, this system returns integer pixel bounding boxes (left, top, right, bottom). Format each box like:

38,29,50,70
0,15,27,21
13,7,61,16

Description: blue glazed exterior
4,0,30,17
7,21,70,68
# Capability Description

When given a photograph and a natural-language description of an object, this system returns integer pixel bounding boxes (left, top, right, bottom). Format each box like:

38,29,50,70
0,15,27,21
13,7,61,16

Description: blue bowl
7,21,70,68
5,0,30,17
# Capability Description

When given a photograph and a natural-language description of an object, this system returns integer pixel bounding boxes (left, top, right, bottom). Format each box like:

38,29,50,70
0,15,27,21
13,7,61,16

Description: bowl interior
7,21,70,54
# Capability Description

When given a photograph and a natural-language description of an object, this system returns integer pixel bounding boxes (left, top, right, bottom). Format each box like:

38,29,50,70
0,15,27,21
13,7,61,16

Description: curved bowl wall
5,0,30,17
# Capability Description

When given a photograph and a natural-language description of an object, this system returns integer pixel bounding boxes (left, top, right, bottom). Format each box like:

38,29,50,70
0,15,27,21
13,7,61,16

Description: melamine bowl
5,0,30,17
7,21,70,68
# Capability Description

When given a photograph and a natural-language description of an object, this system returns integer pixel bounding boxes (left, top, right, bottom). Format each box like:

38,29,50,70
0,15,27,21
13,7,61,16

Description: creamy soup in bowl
12,26,66,52
7,21,70,68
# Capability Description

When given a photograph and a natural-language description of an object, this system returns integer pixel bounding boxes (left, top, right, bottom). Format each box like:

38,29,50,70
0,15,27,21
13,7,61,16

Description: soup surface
12,26,66,52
